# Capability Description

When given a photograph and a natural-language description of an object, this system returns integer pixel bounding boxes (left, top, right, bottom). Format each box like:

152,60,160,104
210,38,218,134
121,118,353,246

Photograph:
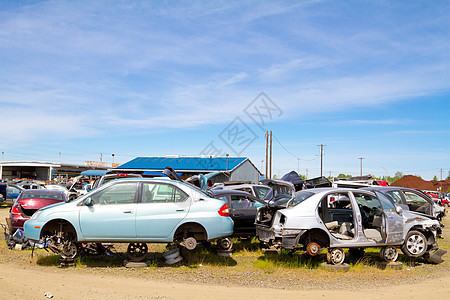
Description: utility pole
441,169,443,192
297,158,300,174
269,131,272,179
100,153,103,162
265,131,273,179
306,168,308,180
265,132,268,178
59,152,61,162
317,144,326,177
112,153,115,164
358,157,365,176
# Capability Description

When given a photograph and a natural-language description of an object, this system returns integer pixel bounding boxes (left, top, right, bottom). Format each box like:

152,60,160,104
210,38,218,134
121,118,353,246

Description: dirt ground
1,206,449,300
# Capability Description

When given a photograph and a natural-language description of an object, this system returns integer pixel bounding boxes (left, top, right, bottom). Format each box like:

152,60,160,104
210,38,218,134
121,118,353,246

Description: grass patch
254,249,322,270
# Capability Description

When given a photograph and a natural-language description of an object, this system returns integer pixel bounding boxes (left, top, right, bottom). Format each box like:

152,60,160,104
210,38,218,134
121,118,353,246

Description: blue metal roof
80,170,109,176
115,156,247,172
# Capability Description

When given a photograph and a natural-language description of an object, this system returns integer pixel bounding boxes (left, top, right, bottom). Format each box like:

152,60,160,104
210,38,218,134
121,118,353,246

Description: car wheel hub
406,235,425,254
327,248,345,265
127,242,148,261
381,246,398,262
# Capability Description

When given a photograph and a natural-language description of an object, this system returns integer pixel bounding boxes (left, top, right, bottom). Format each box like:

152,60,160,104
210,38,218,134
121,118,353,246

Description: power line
272,134,318,161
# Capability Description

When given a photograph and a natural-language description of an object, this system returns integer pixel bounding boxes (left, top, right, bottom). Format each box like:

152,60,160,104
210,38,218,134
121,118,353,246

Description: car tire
380,246,398,262
402,230,427,258
217,237,233,251
326,248,345,265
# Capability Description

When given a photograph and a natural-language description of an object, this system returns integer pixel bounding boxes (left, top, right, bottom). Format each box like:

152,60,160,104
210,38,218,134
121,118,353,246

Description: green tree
433,175,439,181
337,173,351,178
386,171,404,184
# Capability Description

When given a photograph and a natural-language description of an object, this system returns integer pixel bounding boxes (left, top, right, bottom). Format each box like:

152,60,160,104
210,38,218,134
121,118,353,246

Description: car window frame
89,181,139,205
140,182,189,204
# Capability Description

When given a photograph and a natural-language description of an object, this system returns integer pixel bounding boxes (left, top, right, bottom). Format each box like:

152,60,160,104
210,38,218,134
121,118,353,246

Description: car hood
402,210,439,226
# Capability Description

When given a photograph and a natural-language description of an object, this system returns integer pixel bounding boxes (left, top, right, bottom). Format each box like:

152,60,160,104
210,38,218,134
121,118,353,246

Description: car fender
40,217,81,241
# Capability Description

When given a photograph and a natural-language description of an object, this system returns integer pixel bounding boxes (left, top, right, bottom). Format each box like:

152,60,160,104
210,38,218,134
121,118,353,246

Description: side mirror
396,206,403,215
85,198,93,206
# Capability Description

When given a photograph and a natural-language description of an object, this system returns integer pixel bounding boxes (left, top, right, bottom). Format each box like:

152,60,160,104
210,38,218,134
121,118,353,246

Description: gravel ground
1,206,449,291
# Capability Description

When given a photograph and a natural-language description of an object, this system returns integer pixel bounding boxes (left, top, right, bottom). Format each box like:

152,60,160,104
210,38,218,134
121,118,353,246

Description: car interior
318,192,355,240
318,192,385,242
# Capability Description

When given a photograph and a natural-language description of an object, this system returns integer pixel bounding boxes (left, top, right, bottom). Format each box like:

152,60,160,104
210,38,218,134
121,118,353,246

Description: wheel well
174,222,207,242
41,219,78,241
409,226,435,246
299,228,330,248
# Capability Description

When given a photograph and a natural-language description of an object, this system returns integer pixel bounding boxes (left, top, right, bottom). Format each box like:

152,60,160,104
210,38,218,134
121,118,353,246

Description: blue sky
0,0,449,180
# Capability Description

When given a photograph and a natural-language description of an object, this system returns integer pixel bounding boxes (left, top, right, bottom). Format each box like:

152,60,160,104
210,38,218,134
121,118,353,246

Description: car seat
144,190,153,202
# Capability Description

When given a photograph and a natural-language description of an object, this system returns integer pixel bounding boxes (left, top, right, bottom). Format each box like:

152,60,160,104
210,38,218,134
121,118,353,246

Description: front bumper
23,219,44,241
426,248,447,264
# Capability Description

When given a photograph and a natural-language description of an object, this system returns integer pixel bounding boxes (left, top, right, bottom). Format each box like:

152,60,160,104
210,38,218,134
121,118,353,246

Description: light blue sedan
24,177,234,259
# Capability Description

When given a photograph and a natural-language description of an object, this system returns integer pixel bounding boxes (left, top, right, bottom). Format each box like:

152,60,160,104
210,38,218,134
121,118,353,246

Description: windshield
19,192,64,201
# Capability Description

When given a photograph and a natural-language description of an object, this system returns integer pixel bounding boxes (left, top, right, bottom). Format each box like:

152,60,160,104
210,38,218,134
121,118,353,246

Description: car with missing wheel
256,188,445,265
24,176,234,260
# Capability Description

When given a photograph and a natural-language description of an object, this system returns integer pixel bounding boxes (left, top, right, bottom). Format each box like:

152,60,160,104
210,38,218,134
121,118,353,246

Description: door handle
123,210,133,214
176,209,185,212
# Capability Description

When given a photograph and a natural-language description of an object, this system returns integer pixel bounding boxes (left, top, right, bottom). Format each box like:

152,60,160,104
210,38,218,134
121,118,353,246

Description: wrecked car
24,175,233,260
256,188,445,265
260,179,295,203
10,189,67,231
212,182,271,201
211,189,264,239
362,186,446,221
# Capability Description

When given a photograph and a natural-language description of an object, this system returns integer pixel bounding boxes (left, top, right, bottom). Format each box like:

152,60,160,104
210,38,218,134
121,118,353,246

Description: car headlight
30,210,42,220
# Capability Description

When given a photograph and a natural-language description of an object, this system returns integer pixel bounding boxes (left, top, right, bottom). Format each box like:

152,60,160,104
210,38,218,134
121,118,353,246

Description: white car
256,188,445,265
44,184,75,201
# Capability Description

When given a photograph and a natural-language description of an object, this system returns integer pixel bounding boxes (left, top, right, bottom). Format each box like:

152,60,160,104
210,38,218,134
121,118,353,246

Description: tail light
11,205,21,216
218,203,229,217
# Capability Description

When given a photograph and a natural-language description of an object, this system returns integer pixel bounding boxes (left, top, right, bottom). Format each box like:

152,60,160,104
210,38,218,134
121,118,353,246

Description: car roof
298,187,371,194
362,186,415,192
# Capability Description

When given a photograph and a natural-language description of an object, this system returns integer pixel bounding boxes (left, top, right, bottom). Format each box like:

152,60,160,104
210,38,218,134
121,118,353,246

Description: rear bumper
256,225,304,249
10,215,27,231
255,224,275,242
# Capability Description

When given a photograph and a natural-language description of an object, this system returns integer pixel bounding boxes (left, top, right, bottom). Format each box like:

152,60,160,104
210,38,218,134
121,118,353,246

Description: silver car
256,188,444,265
